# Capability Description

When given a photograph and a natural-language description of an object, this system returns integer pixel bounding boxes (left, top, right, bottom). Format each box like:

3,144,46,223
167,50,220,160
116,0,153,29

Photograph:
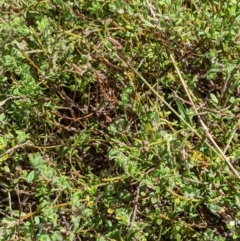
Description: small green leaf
210,93,218,104
156,218,162,225
176,99,191,124
26,170,35,183
115,208,129,224
3,165,10,173
155,208,160,215
16,130,29,144
81,54,88,64
151,197,158,204
0,114,5,122
29,153,44,167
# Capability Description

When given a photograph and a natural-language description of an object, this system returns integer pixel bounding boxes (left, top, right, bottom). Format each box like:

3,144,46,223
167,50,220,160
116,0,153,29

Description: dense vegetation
1,1,240,240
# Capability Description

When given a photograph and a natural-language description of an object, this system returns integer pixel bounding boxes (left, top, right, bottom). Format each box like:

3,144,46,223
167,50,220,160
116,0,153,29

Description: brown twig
128,167,155,232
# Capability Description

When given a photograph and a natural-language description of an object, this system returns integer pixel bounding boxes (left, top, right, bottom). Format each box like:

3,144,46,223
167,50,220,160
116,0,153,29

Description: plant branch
170,53,240,181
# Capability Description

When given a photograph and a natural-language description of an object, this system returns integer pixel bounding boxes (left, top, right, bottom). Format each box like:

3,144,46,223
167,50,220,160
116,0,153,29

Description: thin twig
174,93,239,119
115,53,240,180
223,119,240,155
170,53,240,181
128,167,155,232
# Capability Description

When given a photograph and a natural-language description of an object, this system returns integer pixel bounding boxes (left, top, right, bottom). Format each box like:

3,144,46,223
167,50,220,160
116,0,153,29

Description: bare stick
170,54,240,181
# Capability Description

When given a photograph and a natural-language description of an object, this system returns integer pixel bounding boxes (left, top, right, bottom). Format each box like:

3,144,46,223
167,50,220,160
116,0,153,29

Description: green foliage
0,0,240,240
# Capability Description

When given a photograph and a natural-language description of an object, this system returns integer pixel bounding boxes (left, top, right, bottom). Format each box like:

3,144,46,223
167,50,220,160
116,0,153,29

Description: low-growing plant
0,0,240,240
